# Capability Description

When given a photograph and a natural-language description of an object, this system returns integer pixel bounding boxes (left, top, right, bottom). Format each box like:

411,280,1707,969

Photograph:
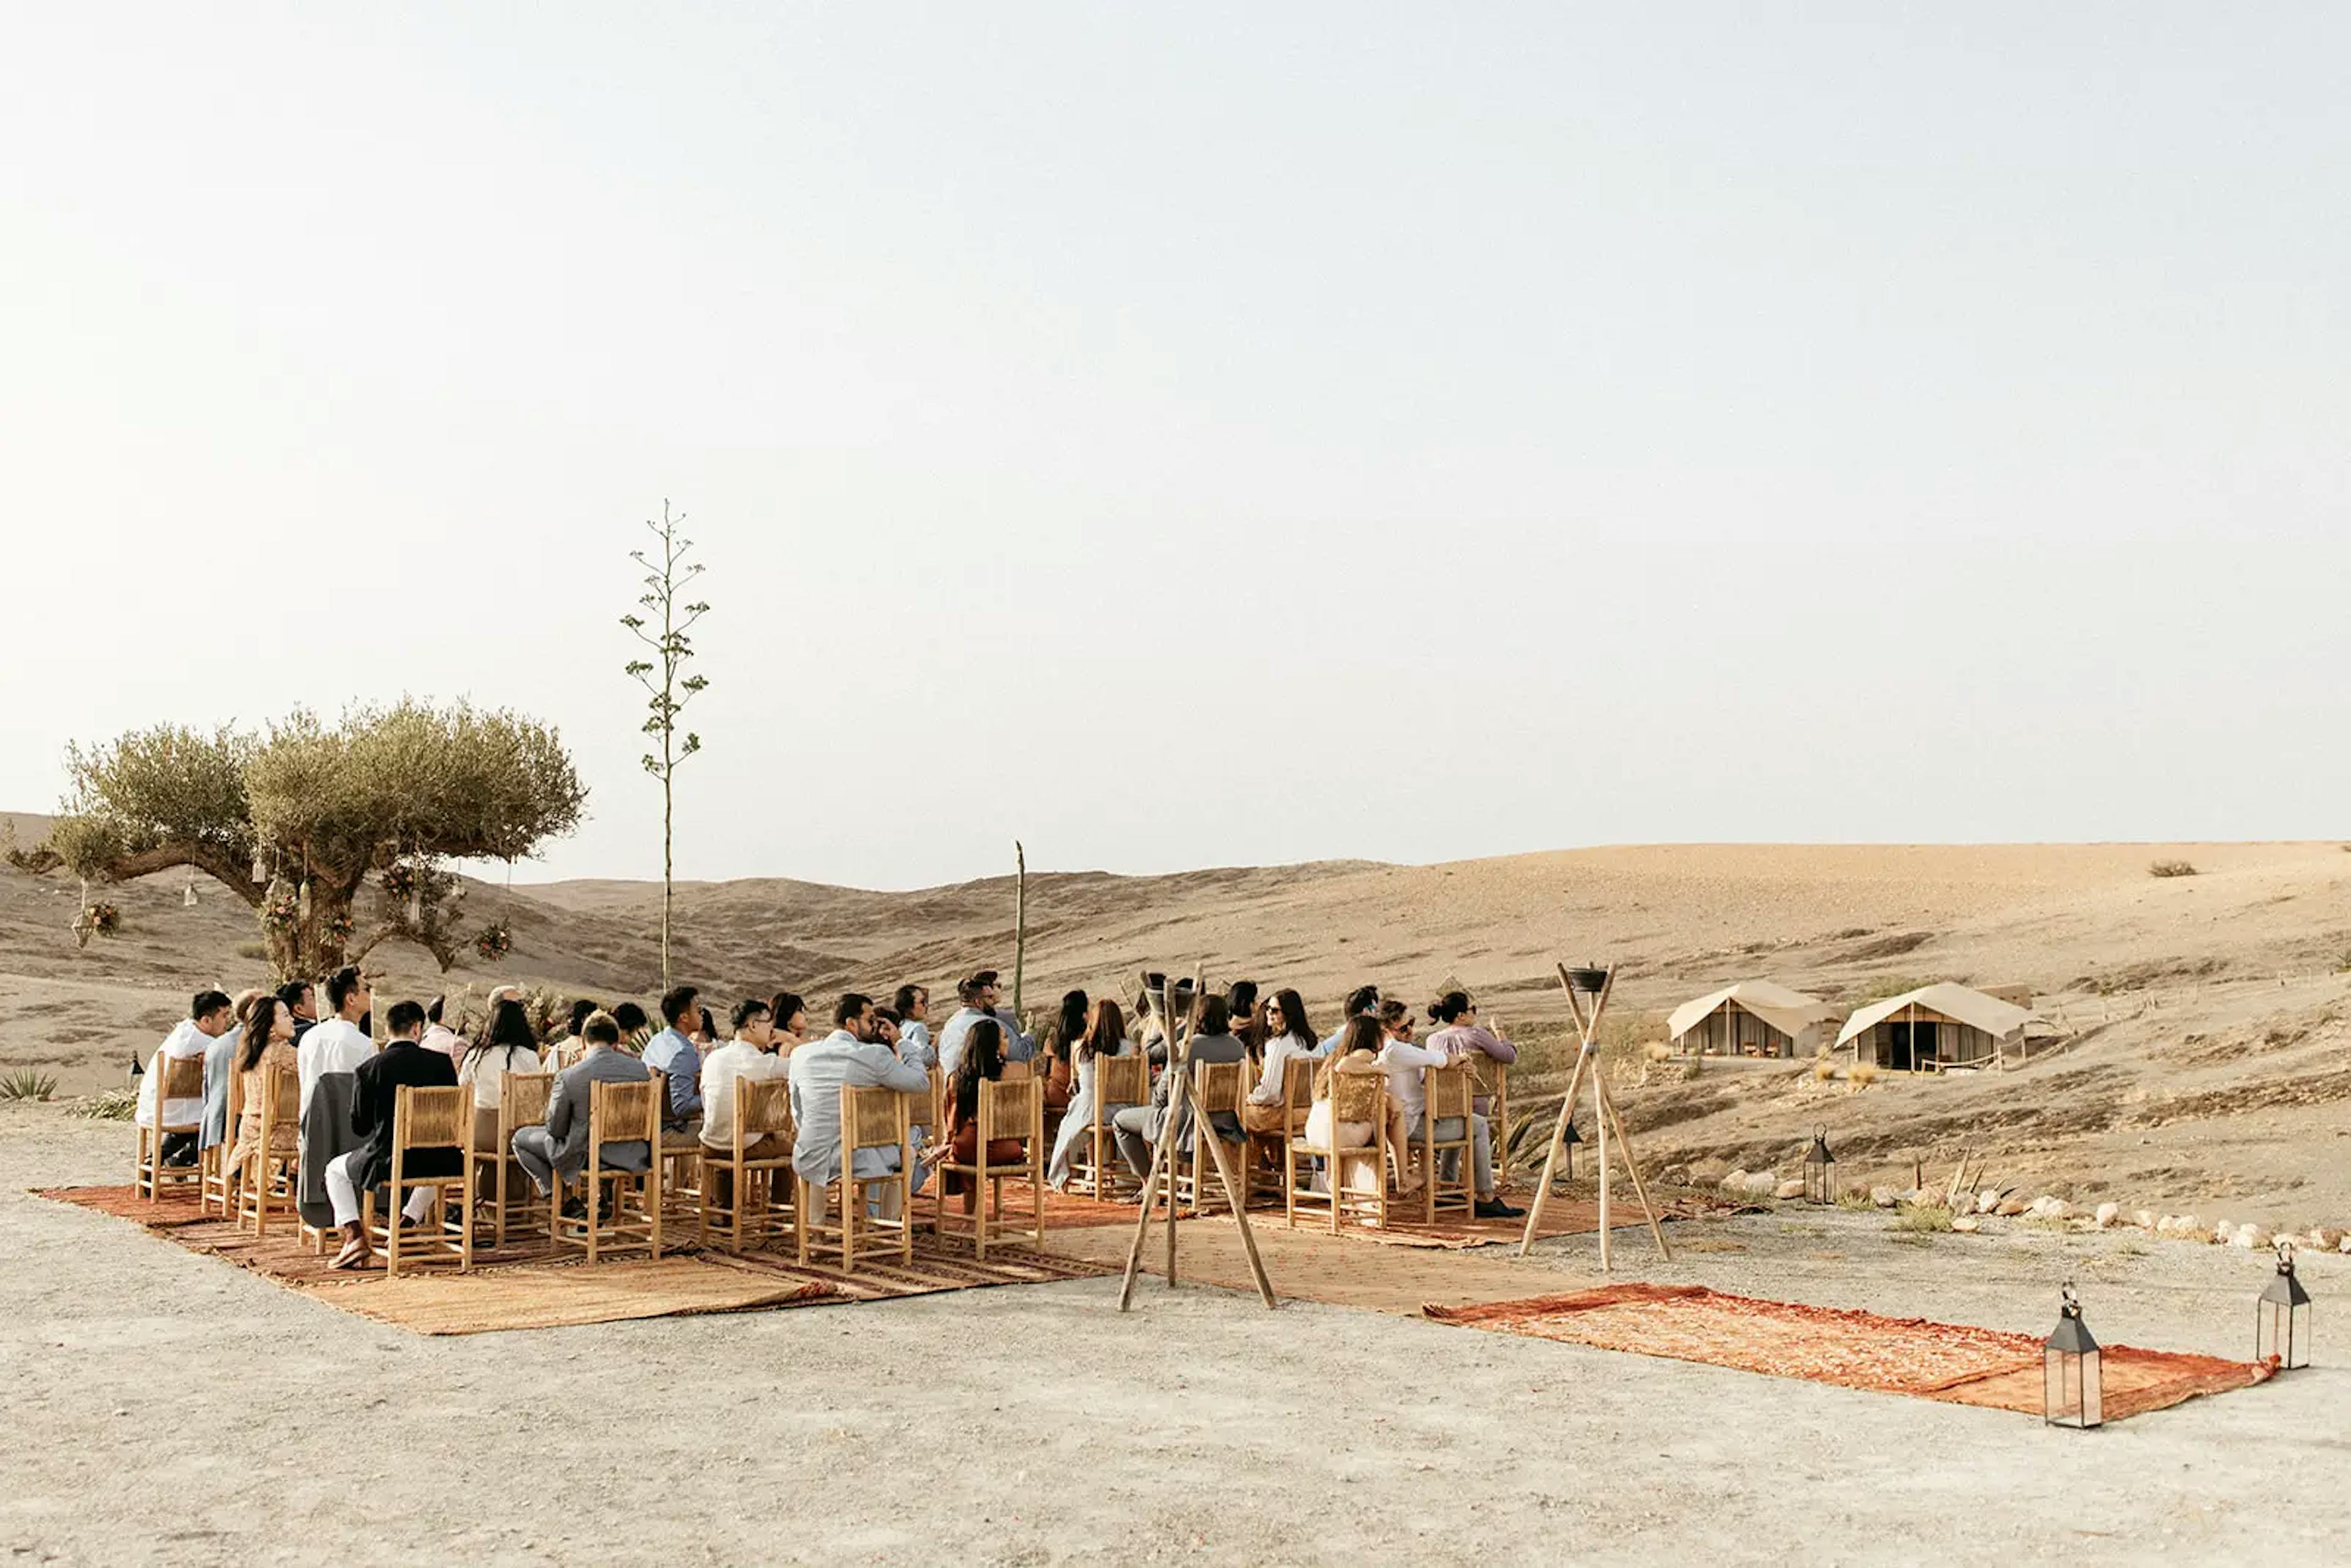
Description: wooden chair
931,1075,1044,1259
550,1078,663,1264
362,1085,476,1278
133,1051,206,1199
1068,1054,1148,1200
647,1067,707,1232
1417,1062,1477,1224
1171,1059,1245,1216
797,1083,914,1270
1285,1068,1392,1234
1244,1056,1318,1208
233,1066,302,1237
1466,1056,1511,1180
469,1070,554,1250
199,1062,246,1218
700,1074,795,1253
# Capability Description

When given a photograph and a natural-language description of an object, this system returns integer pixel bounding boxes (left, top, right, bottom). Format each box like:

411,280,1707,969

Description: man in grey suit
512,1010,651,1215
789,992,929,1209
1114,994,1248,1178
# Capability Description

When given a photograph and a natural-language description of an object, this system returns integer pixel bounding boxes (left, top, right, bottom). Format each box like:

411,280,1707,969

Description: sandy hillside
4,833,2347,1224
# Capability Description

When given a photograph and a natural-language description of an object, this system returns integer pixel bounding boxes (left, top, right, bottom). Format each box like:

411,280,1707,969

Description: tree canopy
11,700,587,978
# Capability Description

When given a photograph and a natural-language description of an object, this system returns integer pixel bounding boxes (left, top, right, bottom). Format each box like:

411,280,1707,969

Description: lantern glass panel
2044,1346,2102,1427
2258,1297,2312,1370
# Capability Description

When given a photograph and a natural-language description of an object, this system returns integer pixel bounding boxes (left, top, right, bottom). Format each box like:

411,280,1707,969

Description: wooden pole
1592,1069,1672,1261
1011,841,1026,1022
1515,966,1613,1257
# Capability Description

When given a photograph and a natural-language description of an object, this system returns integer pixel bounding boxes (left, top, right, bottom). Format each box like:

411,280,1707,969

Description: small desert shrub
2149,859,2199,879
233,941,269,961
1644,1040,1673,1062
1848,1062,1879,1090
1680,1056,1704,1081
70,1088,137,1120
1812,1056,1837,1082
1835,1188,1876,1211
1894,1202,1954,1233
1,1070,59,1101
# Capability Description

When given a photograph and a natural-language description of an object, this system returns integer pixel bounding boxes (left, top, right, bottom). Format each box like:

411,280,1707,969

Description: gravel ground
4,1104,2345,1567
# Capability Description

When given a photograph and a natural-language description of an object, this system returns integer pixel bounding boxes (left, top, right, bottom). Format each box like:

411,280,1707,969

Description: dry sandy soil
6,835,2348,1225
6,1105,2347,1566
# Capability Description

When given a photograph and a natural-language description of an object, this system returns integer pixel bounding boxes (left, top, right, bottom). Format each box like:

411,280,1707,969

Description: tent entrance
1885,1021,1937,1071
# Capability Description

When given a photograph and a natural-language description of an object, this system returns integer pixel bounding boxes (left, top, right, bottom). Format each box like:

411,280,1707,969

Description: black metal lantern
2257,1239,2312,1370
2044,1283,2103,1430
1566,966,1610,996
1562,1117,1581,1178
1804,1125,1835,1206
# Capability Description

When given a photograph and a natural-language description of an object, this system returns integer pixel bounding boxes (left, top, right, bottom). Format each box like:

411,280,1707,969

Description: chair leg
794,1175,811,1265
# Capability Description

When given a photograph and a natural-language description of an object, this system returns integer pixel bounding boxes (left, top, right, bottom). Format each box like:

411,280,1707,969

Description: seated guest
1226,980,1264,1056
458,997,545,1156
871,1006,931,1195
548,999,598,1068
1048,999,1136,1189
642,985,705,1137
768,992,810,1056
937,970,1035,1078
1240,989,1321,1138
1425,991,1518,1119
137,989,236,1166
1134,976,1196,1068
201,988,264,1158
890,984,933,1068
932,1018,1027,1212
324,1000,459,1269
611,1000,651,1054
276,978,320,1045
1037,989,1087,1114
225,996,300,1181
1378,1000,1514,1218
1112,994,1247,1179
298,966,376,1120
1303,1015,1417,1195
788,993,929,1211
511,1010,651,1217
420,995,465,1059
1316,985,1382,1056
692,1006,719,1048
699,998,791,1207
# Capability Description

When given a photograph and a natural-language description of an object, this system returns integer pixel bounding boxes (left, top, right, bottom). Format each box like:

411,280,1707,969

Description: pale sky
5,5,2345,889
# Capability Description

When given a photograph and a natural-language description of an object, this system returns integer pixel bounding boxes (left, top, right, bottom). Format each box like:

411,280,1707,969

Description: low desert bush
1,1069,59,1101
1835,1188,1876,1211
1894,1202,1954,1233
1812,1056,1837,1082
69,1087,137,1120
233,941,269,961
1848,1062,1879,1090
2148,859,2199,879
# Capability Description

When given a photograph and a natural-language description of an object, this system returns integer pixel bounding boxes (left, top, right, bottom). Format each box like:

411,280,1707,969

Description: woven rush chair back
926,1065,945,1131
983,1073,1040,1136
1281,1055,1317,1117
1465,1054,1511,1177
593,1078,659,1148
1175,1057,1247,1216
237,1065,302,1236
1425,1061,1474,1123
267,1063,301,1127
931,1073,1043,1259
846,1083,907,1155
396,1084,469,1150
1192,1059,1244,1115
1328,1068,1387,1127
161,1052,206,1109
478,1070,554,1251
202,1061,248,1217
503,1071,555,1128
740,1075,793,1141
569,1078,661,1265
1097,1054,1149,1107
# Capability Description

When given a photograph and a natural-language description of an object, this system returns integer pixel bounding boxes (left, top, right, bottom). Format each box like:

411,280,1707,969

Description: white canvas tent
1667,981,1840,1059
1837,982,2041,1072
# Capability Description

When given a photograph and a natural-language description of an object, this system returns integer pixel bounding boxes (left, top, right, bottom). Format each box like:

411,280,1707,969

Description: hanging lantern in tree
1804,1125,1835,1206
2043,1282,2103,1429
2257,1239,2312,1370
181,871,198,909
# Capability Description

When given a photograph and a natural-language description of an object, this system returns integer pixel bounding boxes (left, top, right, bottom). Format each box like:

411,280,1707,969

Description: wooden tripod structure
1118,968,1278,1311
1516,962,1673,1269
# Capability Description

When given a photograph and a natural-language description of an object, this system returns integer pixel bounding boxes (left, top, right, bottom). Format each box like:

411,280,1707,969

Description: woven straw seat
700,1074,796,1253
797,1084,915,1271
470,1070,553,1250
931,1075,1044,1259
134,1051,206,1200
363,1084,477,1277
1416,1062,1477,1222
1171,1059,1245,1216
233,1066,301,1237
1285,1068,1391,1234
1068,1054,1147,1201
199,1062,244,1218
1463,1056,1511,1179
550,1078,663,1264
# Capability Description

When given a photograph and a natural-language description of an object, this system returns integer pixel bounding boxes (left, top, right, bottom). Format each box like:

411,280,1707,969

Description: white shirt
298,1016,375,1114
896,1019,934,1070
699,1038,789,1149
135,1020,212,1128
1375,1037,1447,1123
456,1043,542,1111
1248,1032,1319,1108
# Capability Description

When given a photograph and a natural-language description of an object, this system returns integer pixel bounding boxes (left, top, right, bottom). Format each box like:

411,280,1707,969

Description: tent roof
1668,981,1839,1043
1836,983,2039,1047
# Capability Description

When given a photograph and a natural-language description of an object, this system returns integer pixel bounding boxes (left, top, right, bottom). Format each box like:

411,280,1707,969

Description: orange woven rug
1425,1284,2276,1422
34,1184,1114,1334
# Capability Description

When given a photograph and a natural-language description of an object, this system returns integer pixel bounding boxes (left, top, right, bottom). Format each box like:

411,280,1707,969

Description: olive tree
10,700,587,980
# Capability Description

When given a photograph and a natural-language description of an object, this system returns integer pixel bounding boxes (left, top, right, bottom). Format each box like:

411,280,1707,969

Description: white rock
1870,1185,1899,1209
1976,1190,2002,1215
1951,1215,1982,1233
2132,1210,2159,1231
2339,1235,2351,1255
2232,1225,2271,1250
1721,1169,1751,1195
2174,1214,2197,1238
2027,1196,2072,1220
1774,1179,1807,1200
1995,1195,2031,1217
2094,1202,2123,1229
2211,1219,2235,1244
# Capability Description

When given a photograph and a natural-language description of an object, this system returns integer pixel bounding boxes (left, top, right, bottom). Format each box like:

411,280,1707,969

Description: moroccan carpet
34,1185,1116,1335
1423,1283,2276,1422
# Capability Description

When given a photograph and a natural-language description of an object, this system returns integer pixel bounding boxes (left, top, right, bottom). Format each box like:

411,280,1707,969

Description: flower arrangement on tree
263,891,300,932
73,902,121,946
473,920,513,962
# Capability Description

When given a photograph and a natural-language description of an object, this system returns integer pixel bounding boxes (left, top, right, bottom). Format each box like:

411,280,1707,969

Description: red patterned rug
1425,1283,2275,1422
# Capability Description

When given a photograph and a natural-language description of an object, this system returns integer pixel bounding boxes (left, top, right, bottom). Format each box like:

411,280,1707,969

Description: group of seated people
135,963,1526,1270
